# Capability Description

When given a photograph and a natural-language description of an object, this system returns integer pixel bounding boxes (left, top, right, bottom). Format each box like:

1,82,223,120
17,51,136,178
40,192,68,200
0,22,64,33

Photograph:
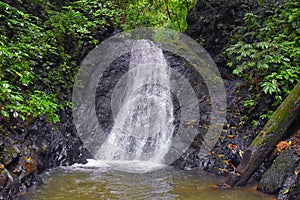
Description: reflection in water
33,160,272,200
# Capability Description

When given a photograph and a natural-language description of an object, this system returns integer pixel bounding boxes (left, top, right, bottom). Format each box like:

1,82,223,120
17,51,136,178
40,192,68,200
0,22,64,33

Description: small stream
33,160,272,200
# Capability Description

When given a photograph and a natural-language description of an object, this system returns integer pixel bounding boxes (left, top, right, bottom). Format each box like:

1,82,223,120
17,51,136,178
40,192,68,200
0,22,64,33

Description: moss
250,81,300,149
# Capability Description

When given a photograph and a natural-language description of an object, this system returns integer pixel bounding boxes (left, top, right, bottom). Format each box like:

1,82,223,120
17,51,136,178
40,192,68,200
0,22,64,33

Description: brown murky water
33,160,273,200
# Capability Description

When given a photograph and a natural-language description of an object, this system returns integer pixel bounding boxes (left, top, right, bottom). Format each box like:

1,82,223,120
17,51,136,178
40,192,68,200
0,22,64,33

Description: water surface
33,160,273,200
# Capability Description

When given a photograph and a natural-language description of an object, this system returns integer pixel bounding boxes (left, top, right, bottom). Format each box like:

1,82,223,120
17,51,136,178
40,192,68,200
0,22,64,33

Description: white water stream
96,40,174,165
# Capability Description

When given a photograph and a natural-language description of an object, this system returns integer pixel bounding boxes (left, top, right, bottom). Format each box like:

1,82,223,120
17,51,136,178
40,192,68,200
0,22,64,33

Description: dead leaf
217,154,225,158
25,158,36,174
217,182,231,189
227,134,236,139
186,119,196,126
276,141,289,152
218,168,229,173
228,144,238,149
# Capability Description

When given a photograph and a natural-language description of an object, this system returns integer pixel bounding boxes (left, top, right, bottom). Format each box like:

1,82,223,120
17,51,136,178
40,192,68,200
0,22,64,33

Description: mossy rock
258,150,299,194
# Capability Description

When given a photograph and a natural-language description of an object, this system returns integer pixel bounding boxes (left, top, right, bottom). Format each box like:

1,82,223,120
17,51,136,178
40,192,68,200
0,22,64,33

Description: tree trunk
225,81,300,187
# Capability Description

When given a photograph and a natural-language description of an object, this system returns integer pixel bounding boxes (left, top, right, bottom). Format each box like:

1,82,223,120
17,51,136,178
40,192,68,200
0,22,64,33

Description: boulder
258,150,299,194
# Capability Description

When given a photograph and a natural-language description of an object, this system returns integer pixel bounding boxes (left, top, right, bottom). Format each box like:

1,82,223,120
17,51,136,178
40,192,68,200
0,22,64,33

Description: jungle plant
0,0,117,125
226,0,300,119
117,0,197,32
0,2,61,123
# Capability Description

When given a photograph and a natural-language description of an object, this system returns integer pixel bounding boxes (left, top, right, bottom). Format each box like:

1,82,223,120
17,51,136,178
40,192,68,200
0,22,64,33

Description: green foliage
119,0,197,32
39,1,119,96
226,0,300,113
0,0,195,131
0,81,60,122
0,0,117,126
260,110,274,120
243,99,256,108
0,2,60,122
252,120,260,128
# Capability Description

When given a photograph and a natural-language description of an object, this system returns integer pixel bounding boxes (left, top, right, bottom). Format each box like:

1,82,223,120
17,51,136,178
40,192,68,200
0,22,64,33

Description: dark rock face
164,52,211,169
96,53,130,136
185,0,259,78
31,111,93,172
95,51,211,169
0,112,92,200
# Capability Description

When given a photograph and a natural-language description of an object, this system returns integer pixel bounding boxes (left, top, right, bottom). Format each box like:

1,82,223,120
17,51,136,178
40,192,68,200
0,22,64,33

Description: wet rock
0,113,93,199
2,144,21,166
0,166,8,187
3,171,20,199
171,149,201,170
290,168,300,200
95,53,130,134
10,158,22,175
22,172,42,188
3,137,14,147
258,150,299,194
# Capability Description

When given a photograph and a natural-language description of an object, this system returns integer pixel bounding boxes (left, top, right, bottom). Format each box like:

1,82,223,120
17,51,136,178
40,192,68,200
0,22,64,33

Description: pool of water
33,160,273,200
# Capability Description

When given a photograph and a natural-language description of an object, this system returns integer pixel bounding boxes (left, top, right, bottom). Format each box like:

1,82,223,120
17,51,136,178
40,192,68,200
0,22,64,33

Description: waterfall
96,40,174,164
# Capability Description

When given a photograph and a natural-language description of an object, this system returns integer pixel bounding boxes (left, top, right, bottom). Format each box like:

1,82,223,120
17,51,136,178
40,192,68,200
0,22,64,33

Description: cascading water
96,40,174,164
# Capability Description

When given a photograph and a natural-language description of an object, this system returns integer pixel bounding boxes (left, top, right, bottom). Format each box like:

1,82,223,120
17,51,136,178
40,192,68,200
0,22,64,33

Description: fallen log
225,81,300,187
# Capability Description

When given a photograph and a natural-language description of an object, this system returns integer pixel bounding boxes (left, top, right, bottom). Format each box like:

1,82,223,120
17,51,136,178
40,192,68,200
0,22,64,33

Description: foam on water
72,159,166,173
